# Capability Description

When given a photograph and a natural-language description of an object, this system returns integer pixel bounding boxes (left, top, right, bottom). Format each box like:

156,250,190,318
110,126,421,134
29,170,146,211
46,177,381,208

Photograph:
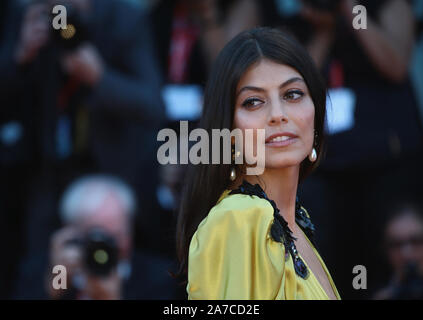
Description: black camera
50,4,90,51
66,227,119,277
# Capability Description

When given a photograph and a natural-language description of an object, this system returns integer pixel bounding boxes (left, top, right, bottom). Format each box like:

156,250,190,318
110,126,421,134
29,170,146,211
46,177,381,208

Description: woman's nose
268,98,288,125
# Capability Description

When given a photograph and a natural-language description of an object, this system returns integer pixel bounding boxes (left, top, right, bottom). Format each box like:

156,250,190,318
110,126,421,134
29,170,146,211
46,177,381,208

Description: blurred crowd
0,0,422,299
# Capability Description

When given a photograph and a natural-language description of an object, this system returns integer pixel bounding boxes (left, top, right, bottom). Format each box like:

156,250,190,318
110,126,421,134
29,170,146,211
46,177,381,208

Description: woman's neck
244,165,300,233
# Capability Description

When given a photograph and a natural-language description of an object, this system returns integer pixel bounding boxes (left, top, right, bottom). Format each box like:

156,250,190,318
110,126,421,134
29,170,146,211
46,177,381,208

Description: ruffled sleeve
187,193,285,300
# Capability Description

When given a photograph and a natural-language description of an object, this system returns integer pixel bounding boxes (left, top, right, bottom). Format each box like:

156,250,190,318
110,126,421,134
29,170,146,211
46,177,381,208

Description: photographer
0,0,42,298
42,175,181,300
1,0,167,296
373,203,423,299
46,175,134,299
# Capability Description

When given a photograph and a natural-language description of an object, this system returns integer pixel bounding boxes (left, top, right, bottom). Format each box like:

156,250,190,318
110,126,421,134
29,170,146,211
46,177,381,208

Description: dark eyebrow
279,77,304,88
236,77,305,98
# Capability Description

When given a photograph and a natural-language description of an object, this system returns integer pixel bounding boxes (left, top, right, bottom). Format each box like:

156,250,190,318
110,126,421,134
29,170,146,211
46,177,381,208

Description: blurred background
0,0,422,300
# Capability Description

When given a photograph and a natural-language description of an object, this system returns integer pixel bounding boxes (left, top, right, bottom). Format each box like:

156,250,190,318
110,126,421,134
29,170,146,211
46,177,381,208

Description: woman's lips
265,133,298,147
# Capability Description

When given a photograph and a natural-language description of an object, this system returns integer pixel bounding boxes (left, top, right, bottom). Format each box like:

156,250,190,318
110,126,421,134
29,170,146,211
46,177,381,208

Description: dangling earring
309,148,317,162
230,167,236,181
309,130,318,162
230,145,239,181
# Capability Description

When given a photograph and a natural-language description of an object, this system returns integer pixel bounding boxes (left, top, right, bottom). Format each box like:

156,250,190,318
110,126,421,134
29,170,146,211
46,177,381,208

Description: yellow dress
187,188,341,300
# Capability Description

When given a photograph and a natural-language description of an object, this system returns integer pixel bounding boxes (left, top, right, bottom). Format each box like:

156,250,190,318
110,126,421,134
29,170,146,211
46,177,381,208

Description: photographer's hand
47,227,83,299
47,226,124,300
339,0,414,83
62,43,105,86
15,3,50,65
299,5,335,68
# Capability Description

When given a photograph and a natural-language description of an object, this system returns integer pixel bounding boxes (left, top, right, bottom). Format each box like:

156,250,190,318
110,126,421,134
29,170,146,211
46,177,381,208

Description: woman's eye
284,90,304,101
241,98,263,108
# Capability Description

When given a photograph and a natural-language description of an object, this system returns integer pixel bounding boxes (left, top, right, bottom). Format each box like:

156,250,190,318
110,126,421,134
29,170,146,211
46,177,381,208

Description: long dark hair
176,27,327,278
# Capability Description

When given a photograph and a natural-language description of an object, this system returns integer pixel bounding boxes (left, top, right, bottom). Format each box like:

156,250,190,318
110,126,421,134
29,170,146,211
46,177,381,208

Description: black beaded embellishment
229,180,316,279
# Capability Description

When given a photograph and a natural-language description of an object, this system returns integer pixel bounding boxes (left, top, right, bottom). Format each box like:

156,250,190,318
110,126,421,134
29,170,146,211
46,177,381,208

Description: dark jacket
0,0,167,264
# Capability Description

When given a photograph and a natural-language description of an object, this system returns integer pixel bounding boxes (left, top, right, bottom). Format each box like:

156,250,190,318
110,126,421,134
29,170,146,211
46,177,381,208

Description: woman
176,27,341,300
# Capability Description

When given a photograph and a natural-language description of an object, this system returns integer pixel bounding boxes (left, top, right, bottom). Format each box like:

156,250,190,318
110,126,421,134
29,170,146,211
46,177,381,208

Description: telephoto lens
83,228,119,278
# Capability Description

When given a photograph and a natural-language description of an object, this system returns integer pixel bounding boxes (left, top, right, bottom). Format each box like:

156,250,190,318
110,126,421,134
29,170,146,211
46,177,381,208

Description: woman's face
233,59,315,171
